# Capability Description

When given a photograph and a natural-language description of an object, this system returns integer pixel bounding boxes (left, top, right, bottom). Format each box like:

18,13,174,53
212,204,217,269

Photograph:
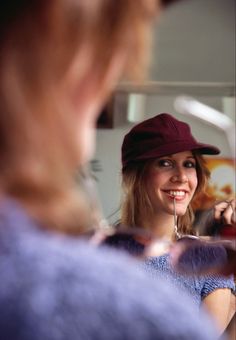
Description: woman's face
145,151,198,217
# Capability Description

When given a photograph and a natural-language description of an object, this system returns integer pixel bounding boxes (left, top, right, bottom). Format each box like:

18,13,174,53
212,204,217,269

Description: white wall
150,0,235,82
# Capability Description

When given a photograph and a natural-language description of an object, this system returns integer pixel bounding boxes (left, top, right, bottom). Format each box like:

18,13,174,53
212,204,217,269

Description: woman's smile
145,151,198,216
163,189,189,201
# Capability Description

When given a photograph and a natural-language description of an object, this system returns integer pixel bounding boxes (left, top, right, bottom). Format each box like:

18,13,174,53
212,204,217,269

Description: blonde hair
121,152,210,235
0,0,158,234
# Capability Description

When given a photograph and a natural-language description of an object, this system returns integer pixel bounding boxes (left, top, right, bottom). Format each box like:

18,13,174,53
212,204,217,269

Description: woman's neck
142,213,175,241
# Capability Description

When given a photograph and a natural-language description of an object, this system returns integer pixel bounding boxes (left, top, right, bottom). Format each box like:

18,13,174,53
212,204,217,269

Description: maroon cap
122,113,220,170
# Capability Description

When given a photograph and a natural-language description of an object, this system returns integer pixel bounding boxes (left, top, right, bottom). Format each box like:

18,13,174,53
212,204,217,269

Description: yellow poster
193,158,235,211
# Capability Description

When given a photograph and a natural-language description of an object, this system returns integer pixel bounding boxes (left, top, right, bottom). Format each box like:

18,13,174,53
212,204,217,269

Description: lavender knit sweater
0,199,220,340
144,253,235,306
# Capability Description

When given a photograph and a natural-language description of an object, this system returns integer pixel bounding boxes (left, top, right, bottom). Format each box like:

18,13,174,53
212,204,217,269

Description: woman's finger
215,199,236,224
214,201,230,220
221,204,234,225
228,199,235,223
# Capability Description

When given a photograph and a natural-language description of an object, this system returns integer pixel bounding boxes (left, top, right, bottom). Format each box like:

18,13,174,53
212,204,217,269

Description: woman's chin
176,208,188,216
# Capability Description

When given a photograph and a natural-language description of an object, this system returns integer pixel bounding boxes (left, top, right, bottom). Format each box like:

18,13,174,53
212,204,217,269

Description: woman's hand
214,198,235,225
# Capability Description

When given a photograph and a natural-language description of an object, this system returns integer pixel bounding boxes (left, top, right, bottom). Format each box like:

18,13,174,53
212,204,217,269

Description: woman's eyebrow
157,155,196,160
158,155,173,159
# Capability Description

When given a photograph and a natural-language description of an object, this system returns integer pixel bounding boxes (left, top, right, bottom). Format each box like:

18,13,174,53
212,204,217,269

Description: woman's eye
184,160,196,168
156,159,172,167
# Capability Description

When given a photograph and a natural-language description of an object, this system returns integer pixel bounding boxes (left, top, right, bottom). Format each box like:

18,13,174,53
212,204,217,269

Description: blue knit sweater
144,253,235,306
0,198,220,340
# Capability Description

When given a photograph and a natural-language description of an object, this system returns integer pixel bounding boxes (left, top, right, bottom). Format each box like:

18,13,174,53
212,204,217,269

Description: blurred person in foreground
0,1,220,340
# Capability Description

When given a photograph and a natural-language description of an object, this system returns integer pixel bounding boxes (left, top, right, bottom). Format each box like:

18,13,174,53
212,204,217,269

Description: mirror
94,0,235,225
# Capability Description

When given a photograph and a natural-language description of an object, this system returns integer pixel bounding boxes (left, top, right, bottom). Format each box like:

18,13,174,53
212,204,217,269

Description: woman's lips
163,190,188,201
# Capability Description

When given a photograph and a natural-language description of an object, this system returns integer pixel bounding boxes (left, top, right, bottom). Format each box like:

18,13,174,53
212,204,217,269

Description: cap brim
191,142,220,155
136,142,220,161
123,141,220,168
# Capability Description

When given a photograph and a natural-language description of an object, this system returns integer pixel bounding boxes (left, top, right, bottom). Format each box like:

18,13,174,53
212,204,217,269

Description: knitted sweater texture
0,199,220,340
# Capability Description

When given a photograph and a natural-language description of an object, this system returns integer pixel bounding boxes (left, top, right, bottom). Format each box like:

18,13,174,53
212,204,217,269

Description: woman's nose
170,168,189,183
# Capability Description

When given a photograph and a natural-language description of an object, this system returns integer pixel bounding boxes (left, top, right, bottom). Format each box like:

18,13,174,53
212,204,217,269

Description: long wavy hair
0,0,158,234
121,152,210,236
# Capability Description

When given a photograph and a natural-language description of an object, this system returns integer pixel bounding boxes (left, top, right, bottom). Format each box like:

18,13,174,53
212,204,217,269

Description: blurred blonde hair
121,152,210,235
0,0,158,234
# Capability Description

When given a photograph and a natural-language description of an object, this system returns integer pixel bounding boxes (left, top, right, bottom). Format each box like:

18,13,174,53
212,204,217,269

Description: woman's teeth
168,190,185,197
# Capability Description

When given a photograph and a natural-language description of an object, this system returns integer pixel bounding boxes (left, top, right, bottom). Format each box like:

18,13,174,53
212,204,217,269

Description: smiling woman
117,112,235,334
143,151,198,232
120,113,218,236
